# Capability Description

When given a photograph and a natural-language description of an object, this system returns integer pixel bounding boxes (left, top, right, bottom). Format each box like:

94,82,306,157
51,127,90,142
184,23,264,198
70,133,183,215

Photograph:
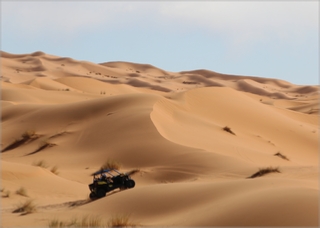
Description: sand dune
1,51,319,227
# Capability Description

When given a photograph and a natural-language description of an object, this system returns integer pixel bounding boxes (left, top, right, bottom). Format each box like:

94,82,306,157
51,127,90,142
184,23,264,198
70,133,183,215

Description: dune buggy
89,169,135,199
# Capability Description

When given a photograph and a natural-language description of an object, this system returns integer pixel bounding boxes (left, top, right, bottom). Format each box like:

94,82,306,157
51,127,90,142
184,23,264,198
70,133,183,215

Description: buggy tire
97,189,106,198
120,186,127,191
126,179,135,188
89,192,97,200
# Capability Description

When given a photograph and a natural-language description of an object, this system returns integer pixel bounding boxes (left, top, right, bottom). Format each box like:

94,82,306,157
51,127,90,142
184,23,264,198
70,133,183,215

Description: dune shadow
25,143,56,156
2,135,39,153
39,198,95,211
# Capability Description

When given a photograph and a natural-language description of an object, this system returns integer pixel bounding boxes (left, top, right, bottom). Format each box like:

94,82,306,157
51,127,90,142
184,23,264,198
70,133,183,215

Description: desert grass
32,160,49,168
12,199,36,214
48,219,66,228
4,190,11,198
48,215,103,228
274,152,289,161
32,160,60,175
15,187,28,197
247,167,280,179
2,188,11,198
222,126,236,135
108,214,137,227
1,130,38,152
50,165,59,175
48,214,137,228
60,88,70,91
80,215,104,227
101,159,121,170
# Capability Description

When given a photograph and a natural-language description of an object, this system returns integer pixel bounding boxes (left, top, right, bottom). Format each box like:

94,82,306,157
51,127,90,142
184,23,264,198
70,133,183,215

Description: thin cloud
159,2,317,41
3,2,98,35
2,2,161,37
159,1,318,61
3,1,317,41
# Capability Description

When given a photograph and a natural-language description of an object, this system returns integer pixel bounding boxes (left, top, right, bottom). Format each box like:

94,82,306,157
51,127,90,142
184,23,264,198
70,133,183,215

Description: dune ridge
1,51,319,227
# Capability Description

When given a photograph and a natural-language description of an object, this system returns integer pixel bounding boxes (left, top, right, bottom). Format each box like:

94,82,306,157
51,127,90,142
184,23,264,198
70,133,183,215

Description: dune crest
1,51,319,227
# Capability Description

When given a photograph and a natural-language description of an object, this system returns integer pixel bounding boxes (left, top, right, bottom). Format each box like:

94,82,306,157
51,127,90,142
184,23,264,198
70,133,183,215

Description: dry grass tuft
22,130,36,139
48,214,138,227
80,215,104,227
12,199,36,214
32,160,49,168
48,219,66,228
32,160,60,174
274,152,289,161
247,167,280,179
4,190,11,198
48,215,103,228
108,214,137,227
50,165,59,175
101,159,121,170
15,187,28,197
39,139,56,149
222,126,236,135
2,188,11,198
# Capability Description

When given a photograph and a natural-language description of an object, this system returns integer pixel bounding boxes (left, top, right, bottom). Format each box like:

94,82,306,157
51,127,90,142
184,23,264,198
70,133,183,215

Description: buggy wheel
89,192,97,200
126,179,135,188
97,189,106,198
120,186,127,191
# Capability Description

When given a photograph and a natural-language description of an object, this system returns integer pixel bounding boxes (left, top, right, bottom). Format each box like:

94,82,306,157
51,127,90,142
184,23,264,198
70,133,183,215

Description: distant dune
1,51,319,227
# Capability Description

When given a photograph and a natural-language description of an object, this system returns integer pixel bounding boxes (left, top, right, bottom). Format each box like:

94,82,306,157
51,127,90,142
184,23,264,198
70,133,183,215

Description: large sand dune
1,51,319,227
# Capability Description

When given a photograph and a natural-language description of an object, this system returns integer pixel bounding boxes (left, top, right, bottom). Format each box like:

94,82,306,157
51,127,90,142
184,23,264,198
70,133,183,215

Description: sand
1,50,319,227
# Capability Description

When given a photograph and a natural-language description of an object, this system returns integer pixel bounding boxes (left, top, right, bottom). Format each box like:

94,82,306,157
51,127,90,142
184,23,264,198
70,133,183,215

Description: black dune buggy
89,169,135,199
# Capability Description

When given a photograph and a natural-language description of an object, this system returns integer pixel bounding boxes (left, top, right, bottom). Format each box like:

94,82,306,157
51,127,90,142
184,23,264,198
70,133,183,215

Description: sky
1,1,319,85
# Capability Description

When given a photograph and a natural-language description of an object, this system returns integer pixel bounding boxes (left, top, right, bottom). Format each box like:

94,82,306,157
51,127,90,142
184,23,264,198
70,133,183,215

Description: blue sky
1,1,318,85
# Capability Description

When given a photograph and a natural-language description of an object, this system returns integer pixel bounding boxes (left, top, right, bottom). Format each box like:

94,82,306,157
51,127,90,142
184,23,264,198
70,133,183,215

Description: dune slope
1,51,319,227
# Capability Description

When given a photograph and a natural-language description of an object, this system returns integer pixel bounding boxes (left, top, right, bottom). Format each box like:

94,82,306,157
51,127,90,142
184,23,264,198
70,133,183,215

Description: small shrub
48,215,103,228
15,187,28,197
40,139,55,147
13,199,36,214
101,159,121,170
32,160,49,168
274,152,289,161
223,126,236,135
80,215,103,227
108,214,136,227
22,130,36,139
2,190,11,198
48,218,66,228
50,166,59,175
247,167,280,179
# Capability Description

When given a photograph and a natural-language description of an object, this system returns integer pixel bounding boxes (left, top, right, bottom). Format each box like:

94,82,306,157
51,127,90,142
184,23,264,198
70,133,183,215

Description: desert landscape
1,50,319,227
